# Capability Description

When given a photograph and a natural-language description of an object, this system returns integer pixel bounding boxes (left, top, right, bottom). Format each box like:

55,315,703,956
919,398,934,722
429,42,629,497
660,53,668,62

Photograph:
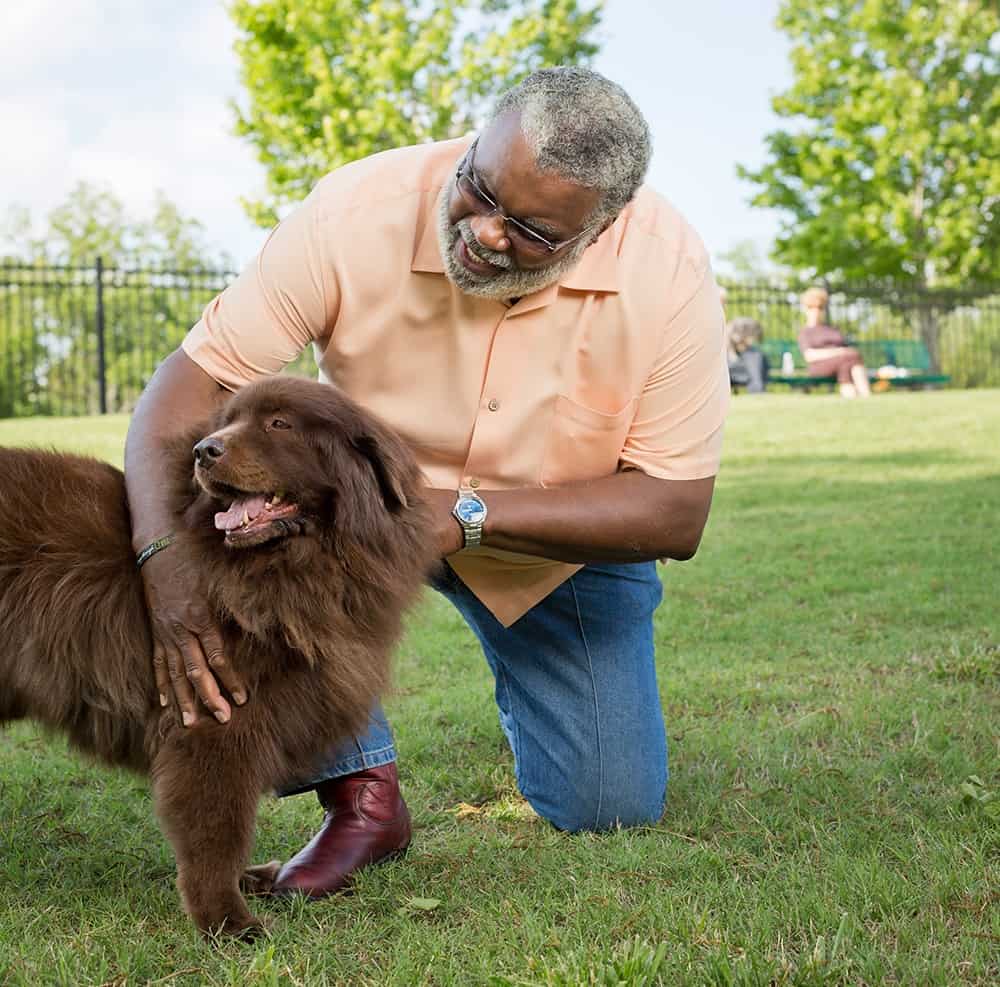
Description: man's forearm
125,349,229,550
476,471,716,564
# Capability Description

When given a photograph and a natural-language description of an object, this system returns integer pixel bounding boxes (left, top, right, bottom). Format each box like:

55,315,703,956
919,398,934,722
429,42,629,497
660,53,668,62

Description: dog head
188,376,419,552
170,376,434,659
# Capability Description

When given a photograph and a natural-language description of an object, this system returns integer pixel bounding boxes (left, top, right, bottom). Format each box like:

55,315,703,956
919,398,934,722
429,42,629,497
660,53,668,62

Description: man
125,67,729,898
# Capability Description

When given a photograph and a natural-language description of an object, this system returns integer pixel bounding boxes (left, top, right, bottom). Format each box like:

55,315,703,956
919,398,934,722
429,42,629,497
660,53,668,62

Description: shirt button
469,478,481,489
487,399,500,412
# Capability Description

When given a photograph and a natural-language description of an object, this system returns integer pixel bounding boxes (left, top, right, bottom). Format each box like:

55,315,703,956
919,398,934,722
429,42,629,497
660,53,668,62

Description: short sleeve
182,186,338,390
618,269,730,480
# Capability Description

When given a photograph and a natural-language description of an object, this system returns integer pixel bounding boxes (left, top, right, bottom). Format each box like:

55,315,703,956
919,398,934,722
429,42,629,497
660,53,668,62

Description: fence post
95,255,107,414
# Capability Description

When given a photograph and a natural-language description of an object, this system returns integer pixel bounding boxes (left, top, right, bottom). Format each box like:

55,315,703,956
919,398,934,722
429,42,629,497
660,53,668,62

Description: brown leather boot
272,762,411,898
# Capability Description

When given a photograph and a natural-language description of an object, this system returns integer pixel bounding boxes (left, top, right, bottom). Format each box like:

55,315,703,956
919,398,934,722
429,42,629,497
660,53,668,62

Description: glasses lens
506,219,554,254
457,158,559,255
458,171,494,212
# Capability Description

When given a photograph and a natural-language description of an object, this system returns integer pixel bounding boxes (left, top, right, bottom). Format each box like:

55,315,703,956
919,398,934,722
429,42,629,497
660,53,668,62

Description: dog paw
202,912,269,944
240,859,284,897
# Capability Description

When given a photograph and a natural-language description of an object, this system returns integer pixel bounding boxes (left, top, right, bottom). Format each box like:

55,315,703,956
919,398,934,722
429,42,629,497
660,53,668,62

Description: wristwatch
452,489,488,548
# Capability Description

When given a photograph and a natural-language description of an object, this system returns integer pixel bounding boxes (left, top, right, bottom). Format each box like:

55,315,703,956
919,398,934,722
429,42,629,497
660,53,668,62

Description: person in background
798,286,871,398
726,316,769,393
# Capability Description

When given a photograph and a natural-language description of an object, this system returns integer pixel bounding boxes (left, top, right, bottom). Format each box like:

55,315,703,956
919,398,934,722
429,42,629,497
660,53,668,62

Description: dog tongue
215,494,270,532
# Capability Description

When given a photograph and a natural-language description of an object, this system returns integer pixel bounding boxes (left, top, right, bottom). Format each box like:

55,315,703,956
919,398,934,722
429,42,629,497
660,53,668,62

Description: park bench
757,338,951,391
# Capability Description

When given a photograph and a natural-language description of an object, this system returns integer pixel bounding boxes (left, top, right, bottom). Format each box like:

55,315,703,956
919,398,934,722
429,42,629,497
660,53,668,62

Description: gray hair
489,67,652,224
726,317,764,356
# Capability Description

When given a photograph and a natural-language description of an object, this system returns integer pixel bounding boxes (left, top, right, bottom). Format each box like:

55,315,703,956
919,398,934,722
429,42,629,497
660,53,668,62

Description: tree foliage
229,0,604,226
2,182,231,270
739,0,1000,289
716,238,794,284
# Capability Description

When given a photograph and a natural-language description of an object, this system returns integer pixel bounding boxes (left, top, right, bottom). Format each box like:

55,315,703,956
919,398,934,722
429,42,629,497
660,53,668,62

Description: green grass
1,390,998,986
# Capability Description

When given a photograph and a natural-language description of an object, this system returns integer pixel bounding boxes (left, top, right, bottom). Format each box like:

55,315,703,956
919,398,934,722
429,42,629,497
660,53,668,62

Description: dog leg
151,739,265,940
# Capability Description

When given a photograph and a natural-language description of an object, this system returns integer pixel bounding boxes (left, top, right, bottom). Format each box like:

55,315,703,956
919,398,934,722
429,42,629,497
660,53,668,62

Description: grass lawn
0,390,997,986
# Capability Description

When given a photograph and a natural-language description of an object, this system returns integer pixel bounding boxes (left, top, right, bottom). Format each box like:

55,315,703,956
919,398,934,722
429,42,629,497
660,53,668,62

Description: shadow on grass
726,447,979,471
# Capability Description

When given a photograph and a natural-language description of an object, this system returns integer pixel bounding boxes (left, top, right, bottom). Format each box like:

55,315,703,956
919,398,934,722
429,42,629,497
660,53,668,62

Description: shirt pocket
541,394,638,487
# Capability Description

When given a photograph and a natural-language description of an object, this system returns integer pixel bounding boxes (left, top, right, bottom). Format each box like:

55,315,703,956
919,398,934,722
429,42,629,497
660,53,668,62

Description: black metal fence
0,260,237,417
2,260,999,417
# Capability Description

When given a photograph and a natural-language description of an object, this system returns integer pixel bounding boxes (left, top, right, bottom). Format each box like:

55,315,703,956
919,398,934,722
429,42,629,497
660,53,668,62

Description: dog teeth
242,509,250,527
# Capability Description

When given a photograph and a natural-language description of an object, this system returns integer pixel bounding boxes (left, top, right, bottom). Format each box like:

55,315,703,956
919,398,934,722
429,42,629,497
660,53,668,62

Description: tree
6,183,232,270
715,238,794,284
739,0,999,291
229,0,603,226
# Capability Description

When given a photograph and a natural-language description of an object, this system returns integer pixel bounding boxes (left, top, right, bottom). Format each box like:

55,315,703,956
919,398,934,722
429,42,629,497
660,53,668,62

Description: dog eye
267,417,292,431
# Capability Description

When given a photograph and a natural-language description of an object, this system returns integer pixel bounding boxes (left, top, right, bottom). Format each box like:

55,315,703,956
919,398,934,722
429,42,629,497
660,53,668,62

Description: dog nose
193,436,226,467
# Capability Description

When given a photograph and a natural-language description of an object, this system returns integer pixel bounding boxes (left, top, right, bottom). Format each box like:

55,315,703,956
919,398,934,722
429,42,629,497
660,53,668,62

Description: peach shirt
183,137,730,626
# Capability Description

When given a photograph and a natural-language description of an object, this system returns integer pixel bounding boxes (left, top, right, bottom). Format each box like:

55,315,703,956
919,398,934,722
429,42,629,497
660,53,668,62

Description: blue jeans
282,561,668,832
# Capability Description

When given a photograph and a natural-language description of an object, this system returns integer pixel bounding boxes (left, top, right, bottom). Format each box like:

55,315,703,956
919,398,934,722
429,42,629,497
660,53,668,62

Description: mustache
456,220,514,270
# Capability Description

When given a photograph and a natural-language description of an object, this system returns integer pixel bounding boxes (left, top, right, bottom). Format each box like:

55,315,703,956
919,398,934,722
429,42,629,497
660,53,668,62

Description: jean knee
524,773,667,833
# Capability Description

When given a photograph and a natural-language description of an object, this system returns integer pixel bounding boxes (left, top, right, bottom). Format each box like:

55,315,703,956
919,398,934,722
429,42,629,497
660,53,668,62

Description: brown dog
0,376,435,938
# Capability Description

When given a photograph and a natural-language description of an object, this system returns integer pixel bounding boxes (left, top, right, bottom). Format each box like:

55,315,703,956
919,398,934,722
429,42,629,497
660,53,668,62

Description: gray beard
435,179,590,301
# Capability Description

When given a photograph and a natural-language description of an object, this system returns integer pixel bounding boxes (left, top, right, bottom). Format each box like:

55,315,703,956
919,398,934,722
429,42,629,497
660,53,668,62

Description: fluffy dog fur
0,376,435,937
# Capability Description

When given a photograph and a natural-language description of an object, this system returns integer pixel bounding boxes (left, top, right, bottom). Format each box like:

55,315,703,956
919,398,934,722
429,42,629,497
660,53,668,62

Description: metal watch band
453,488,486,549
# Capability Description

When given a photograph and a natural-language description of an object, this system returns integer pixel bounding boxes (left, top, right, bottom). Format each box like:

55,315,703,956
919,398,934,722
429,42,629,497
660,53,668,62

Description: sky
0,0,793,270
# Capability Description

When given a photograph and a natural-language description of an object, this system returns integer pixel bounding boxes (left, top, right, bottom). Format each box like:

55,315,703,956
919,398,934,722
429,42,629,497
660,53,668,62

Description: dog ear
349,433,411,512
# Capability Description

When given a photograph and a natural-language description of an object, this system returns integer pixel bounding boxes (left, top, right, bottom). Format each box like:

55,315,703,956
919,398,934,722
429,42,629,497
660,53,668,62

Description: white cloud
0,99,73,213
0,0,267,262
71,103,267,254
0,1,98,76
178,1,241,72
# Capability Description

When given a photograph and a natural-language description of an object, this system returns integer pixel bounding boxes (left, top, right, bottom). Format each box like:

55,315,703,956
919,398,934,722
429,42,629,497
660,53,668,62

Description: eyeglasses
455,140,588,256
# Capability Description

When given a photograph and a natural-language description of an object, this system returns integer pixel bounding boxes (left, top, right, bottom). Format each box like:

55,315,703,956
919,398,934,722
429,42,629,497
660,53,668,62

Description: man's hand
424,488,465,557
141,548,248,727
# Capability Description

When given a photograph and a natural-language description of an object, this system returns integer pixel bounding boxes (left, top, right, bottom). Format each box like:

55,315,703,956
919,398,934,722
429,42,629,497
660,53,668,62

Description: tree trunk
914,298,941,373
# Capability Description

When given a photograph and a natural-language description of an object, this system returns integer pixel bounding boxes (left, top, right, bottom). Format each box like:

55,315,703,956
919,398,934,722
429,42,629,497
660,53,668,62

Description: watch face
455,497,486,525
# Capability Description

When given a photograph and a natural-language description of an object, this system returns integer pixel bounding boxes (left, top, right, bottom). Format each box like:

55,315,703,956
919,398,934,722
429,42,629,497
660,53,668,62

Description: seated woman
726,316,769,393
798,287,871,398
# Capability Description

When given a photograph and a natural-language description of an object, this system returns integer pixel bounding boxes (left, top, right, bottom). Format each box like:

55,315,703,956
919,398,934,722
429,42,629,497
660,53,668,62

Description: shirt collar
411,186,449,275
